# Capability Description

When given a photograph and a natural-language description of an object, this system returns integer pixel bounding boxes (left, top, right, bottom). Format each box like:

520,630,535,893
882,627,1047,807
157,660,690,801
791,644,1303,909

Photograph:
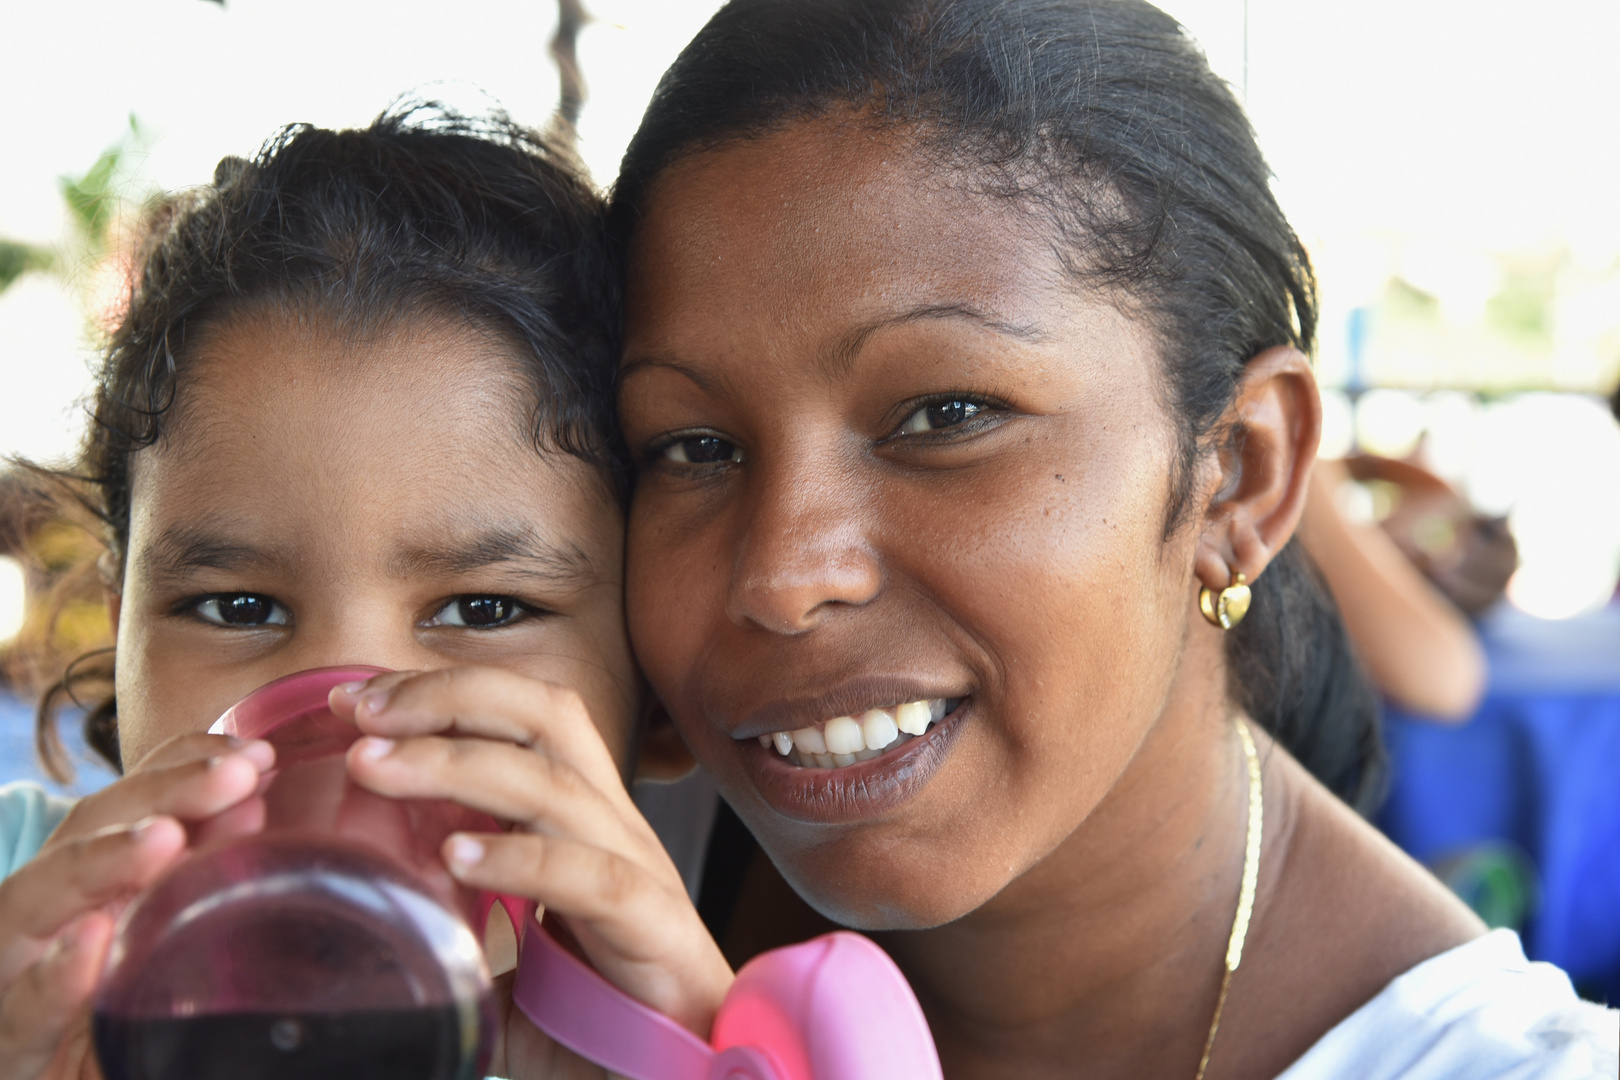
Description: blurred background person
1299,453,1510,722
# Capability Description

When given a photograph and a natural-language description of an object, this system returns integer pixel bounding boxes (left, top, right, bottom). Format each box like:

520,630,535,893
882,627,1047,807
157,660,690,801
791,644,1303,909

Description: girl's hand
0,735,274,1080
333,668,734,1076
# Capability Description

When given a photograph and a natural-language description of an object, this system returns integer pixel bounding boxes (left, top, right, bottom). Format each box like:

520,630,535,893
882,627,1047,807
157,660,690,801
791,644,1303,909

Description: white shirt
1281,930,1618,1079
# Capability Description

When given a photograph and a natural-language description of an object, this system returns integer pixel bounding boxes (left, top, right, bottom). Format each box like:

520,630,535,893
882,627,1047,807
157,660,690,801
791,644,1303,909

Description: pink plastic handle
512,920,942,1080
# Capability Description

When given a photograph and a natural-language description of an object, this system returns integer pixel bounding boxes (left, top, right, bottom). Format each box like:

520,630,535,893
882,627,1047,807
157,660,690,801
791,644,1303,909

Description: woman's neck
873,679,1289,1080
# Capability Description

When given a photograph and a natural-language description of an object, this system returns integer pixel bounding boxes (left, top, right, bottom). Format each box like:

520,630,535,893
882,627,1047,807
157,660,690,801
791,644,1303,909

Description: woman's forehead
625,122,1074,351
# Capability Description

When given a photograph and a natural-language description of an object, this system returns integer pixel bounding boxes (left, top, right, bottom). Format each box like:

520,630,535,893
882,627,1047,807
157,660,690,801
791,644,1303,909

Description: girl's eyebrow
389,528,597,587
137,527,292,586
135,524,597,589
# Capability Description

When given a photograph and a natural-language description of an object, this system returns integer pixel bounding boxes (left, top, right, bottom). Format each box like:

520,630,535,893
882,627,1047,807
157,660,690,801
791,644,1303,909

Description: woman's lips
752,697,956,767
736,698,970,823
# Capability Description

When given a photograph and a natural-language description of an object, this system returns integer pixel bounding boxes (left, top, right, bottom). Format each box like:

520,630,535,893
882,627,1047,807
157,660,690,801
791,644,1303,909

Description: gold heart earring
1200,569,1251,630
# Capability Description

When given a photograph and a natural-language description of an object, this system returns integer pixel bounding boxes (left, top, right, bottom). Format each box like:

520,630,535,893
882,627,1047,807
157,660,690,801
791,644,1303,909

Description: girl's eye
428,595,528,629
897,399,989,435
662,435,743,465
195,594,288,628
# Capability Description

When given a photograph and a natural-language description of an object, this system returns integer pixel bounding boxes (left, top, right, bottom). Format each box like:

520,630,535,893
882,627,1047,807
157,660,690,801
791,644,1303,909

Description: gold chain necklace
1194,717,1263,1080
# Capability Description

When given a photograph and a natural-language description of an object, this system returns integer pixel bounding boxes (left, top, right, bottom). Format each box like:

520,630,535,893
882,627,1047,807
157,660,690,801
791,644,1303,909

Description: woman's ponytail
1228,539,1385,813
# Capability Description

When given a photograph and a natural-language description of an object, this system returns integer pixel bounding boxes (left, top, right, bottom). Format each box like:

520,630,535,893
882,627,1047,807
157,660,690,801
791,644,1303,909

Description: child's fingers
0,818,185,948
442,831,729,1032
128,732,274,775
333,668,624,794
52,748,271,841
347,736,657,863
0,912,113,1080
442,832,672,948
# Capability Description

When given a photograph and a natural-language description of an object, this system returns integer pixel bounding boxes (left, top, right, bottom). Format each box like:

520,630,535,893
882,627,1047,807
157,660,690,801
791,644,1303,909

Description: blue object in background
1378,603,1620,1005
0,688,115,796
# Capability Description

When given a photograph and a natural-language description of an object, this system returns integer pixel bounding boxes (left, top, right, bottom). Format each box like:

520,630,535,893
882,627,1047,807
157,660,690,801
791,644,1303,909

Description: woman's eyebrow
827,303,1046,378
621,303,1044,387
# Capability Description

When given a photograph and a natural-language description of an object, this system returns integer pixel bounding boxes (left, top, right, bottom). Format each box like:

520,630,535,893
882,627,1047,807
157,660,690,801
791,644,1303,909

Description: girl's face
620,123,1211,929
113,310,638,770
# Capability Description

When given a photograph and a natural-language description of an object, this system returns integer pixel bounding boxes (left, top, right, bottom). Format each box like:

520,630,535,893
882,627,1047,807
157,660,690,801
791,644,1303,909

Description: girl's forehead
130,312,619,561
176,310,529,419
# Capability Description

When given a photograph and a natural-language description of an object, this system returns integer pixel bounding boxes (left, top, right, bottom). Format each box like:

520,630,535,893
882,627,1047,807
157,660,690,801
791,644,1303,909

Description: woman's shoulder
1239,751,1614,1079
1278,930,1618,1080
0,780,74,879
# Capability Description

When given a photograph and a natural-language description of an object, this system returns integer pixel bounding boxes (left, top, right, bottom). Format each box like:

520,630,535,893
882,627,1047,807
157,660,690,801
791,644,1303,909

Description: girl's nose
725,465,883,634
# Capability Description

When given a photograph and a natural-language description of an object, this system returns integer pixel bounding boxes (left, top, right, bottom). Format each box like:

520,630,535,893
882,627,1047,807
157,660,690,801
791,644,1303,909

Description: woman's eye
195,594,288,628
428,595,527,629
662,435,743,465
897,399,988,435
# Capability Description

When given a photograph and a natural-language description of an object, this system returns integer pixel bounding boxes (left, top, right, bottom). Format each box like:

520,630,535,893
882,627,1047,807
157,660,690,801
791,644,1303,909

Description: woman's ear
634,699,699,783
1194,346,1322,591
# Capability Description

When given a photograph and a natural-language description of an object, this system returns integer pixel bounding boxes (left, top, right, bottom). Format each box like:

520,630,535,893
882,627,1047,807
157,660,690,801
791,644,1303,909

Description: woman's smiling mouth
751,697,960,768
729,692,974,823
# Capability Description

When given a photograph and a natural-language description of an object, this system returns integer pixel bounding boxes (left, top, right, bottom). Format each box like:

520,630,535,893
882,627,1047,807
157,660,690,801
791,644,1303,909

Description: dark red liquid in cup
94,1006,470,1080
92,669,503,1080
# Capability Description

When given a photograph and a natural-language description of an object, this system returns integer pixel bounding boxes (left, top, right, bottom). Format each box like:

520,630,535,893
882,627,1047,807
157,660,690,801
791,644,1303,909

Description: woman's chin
775,849,1007,933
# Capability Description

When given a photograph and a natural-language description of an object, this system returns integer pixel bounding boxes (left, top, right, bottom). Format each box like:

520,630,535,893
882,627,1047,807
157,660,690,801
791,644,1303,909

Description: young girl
0,109,728,1078
609,1,1618,1078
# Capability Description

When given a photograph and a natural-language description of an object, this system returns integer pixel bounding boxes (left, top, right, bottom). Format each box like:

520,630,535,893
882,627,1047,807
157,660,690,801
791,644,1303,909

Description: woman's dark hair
609,0,1384,810
35,103,621,778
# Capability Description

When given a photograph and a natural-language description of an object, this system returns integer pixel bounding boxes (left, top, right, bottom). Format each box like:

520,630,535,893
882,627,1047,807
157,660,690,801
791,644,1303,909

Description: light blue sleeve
0,781,74,880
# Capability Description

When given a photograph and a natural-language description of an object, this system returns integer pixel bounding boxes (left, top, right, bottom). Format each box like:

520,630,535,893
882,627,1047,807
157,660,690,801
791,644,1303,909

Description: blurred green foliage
0,114,146,298
1487,263,1558,350
0,240,54,293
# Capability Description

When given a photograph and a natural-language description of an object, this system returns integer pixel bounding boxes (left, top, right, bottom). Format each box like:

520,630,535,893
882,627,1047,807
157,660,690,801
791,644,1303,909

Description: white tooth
860,709,899,751
823,716,864,755
855,748,881,761
758,734,772,748
792,726,827,754
896,701,932,736
773,731,794,756
929,698,948,722
814,752,835,768
832,752,857,767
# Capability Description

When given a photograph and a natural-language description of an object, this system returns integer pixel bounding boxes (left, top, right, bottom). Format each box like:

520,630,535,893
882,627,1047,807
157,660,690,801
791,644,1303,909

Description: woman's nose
725,465,883,634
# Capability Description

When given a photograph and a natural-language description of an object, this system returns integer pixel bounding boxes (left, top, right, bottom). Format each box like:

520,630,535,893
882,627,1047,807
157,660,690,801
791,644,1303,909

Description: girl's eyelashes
657,432,745,466
424,595,540,630
192,594,290,629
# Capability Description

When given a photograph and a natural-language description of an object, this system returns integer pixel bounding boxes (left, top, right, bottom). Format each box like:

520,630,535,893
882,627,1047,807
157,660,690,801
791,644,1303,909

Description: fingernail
354,689,392,718
45,923,81,963
353,736,395,762
334,680,367,695
236,739,275,770
130,815,160,840
446,834,485,871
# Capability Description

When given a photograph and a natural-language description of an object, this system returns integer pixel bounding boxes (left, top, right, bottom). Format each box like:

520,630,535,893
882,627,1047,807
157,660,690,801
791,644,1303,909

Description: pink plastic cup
92,667,514,1080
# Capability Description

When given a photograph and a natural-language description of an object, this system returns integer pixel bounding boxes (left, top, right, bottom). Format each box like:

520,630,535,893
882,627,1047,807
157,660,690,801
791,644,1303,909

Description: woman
607,1,1618,1077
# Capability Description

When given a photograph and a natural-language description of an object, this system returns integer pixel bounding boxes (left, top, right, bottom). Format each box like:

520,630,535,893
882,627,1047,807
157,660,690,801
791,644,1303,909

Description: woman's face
621,122,1212,929
113,311,639,771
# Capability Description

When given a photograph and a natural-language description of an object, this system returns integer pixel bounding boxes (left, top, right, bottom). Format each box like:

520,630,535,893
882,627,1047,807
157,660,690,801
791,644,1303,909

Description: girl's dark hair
609,0,1384,810
37,103,621,778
